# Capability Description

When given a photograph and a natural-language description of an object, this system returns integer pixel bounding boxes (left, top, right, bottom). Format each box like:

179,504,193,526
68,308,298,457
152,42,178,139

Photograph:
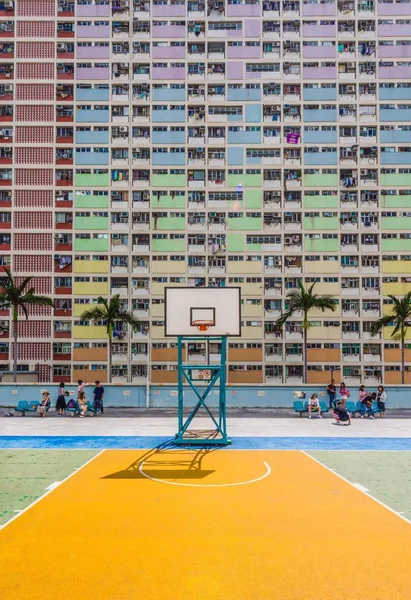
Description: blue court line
1,436,411,450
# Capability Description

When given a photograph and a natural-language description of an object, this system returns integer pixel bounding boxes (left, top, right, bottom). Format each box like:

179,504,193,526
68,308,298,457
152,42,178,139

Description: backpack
67,399,76,409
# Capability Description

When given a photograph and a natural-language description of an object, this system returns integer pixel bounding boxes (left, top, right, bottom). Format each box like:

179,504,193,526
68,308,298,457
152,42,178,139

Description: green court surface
1,450,410,526
309,451,411,521
0,450,98,526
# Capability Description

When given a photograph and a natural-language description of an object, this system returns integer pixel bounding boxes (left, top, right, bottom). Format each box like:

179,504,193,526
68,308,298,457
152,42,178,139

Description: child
333,401,351,425
359,385,374,418
56,390,69,416
78,391,87,418
308,393,322,419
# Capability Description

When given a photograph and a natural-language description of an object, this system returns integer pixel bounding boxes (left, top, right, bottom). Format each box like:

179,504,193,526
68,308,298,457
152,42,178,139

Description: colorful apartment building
0,0,411,385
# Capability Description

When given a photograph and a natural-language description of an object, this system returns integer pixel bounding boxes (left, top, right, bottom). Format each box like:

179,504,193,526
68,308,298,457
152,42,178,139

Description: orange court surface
1,447,411,600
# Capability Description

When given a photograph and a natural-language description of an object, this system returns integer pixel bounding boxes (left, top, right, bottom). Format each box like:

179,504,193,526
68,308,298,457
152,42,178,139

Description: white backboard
165,287,241,337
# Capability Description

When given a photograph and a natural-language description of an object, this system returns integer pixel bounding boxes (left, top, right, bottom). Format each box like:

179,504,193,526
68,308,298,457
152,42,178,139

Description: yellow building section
239,282,263,296
382,260,411,274
151,261,186,274
241,325,263,339
307,326,340,340
383,282,411,295
151,303,164,318
309,305,340,318
73,325,108,339
73,302,105,318
227,261,263,275
384,326,411,341
241,303,263,318
74,259,109,274
310,281,340,295
1,450,410,600
151,325,165,339
304,260,340,274
73,282,109,296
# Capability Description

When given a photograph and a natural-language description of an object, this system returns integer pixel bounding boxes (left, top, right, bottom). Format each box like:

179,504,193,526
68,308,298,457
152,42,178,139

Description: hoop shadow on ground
102,440,219,480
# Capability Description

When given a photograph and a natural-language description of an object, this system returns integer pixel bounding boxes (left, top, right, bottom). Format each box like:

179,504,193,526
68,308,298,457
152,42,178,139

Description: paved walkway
1,415,410,438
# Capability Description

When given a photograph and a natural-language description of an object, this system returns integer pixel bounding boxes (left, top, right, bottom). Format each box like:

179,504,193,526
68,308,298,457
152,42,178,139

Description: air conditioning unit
57,43,66,51
4,84,12,91
120,63,128,68
112,191,120,198
112,234,120,239
119,126,127,132
5,0,14,7
347,85,355,92
3,147,11,152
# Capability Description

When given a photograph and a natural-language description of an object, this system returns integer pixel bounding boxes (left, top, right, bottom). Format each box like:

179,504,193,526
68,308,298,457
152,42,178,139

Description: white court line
302,451,411,525
138,460,271,488
0,449,105,531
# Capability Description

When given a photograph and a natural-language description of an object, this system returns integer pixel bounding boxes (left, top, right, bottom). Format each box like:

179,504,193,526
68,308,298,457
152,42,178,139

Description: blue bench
14,400,40,416
67,400,99,417
293,400,328,417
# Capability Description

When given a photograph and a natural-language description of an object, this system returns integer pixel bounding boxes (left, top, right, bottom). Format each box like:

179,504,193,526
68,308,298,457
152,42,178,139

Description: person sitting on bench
37,391,50,418
308,393,322,419
332,401,351,425
78,391,87,418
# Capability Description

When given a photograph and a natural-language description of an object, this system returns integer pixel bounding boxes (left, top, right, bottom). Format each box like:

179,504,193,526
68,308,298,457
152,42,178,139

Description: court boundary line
302,450,411,525
0,449,105,531
138,459,271,487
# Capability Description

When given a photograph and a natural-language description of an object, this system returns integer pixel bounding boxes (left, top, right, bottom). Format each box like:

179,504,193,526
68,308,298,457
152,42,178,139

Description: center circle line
138,461,271,487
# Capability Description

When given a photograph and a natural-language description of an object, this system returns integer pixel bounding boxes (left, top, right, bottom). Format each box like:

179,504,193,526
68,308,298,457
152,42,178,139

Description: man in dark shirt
326,379,337,409
333,401,351,425
93,380,105,414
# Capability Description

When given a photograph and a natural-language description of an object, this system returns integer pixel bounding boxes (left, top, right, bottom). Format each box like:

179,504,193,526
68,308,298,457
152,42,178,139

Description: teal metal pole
177,336,183,434
220,336,227,438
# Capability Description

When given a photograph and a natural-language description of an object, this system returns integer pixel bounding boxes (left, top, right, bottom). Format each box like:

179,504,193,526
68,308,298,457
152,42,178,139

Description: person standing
93,380,105,414
77,379,87,399
339,382,350,407
376,385,387,417
326,378,336,409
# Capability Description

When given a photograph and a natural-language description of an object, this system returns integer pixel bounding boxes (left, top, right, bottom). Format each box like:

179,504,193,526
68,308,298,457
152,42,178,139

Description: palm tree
80,295,139,383
275,281,336,383
371,292,411,384
0,268,55,382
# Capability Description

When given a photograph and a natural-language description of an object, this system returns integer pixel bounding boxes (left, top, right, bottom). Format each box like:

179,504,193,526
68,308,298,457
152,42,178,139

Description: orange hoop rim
192,319,215,331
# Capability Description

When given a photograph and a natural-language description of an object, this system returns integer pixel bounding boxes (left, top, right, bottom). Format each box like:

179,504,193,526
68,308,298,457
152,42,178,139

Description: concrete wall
1,384,411,409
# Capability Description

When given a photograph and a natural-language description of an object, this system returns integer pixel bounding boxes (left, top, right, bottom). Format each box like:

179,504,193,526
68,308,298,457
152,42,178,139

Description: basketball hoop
192,319,215,332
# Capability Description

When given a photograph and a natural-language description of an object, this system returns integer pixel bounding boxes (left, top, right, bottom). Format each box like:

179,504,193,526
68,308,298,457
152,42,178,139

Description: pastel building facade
0,0,411,384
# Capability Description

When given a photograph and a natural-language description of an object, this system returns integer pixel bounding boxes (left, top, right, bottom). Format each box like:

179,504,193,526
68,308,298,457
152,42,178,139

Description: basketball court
1,444,411,600
1,288,411,599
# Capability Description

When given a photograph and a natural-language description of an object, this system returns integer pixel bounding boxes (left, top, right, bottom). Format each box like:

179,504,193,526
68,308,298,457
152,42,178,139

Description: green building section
303,173,339,187
227,173,262,188
304,194,339,208
151,238,186,252
75,172,109,187
151,194,185,209
381,173,411,186
381,238,411,252
308,451,411,521
152,217,185,230
380,194,411,209
74,216,109,230
151,173,185,187
303,216,339,230
74,236,109,252
304,237,339,252
74,192,109,209
0,450,98,526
